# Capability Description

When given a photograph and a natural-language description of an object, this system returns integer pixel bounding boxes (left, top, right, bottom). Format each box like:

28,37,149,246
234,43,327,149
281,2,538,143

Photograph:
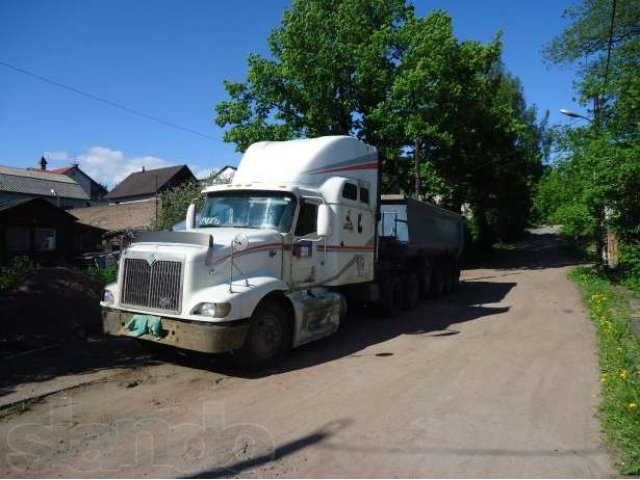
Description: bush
86,265,118,285
0,256,35,291
619,242,640,294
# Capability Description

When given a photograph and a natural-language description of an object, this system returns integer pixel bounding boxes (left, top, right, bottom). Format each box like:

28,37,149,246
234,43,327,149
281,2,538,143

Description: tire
451,263,461,291
418,259,432,298
381,274,404,317
442,262,453,295
429,263,445,298
402,273,419,311
234,300,291,371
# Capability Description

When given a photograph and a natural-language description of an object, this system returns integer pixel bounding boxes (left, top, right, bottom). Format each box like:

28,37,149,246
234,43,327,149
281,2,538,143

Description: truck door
291,199,324,287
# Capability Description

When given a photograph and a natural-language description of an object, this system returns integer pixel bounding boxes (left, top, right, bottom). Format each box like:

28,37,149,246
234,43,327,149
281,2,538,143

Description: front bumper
102,308,249,354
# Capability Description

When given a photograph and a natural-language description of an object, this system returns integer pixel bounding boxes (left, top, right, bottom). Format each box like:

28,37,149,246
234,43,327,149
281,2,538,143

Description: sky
0,0,582,187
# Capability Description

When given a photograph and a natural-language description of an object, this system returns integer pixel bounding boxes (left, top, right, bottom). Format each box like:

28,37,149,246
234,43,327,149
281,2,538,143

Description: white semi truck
102,136,463,368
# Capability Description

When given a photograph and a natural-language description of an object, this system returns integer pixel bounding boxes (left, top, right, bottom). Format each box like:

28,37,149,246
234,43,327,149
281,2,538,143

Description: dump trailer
373,195,464,315
101,136,463,369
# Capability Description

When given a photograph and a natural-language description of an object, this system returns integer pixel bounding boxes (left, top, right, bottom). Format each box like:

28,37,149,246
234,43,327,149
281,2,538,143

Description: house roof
49,167,73,174
70,200,157,231
210,165,236,180
0,197,79,221
0,165,89,200
48,165,108,196
105,165,195,200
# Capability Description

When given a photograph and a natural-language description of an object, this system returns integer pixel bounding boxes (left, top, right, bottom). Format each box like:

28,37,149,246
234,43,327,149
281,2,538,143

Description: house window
5,227,30,251
34,228,56,251
295,202,318,236
342,183,358,201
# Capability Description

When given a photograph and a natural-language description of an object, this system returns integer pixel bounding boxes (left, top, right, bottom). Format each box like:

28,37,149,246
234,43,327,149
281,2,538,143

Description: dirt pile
0,267,104,343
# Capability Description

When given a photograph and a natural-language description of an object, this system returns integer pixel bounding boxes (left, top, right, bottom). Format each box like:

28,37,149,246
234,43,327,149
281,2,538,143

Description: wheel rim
252,313,283,359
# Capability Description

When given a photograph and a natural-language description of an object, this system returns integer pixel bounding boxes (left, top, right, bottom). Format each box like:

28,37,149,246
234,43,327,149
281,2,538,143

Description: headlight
195,302,231,318
102,290,114,304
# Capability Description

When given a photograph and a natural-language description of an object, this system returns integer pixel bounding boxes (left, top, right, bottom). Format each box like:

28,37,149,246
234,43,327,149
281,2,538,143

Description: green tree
155,171,232,230
215,0,411,151
215,0,545,244
539,0,640,254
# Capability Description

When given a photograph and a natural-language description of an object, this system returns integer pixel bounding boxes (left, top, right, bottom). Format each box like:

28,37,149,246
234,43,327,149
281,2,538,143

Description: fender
187,276,291,322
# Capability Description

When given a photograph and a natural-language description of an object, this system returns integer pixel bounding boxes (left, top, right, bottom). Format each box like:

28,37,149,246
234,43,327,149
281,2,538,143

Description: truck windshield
199,192,296,232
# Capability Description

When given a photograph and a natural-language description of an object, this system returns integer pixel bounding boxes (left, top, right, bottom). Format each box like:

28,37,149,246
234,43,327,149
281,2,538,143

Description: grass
569,266,640,475
0,399,39,421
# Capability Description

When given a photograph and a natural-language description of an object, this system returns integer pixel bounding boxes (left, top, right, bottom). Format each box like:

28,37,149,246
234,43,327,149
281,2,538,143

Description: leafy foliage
215,0,545,244
536,0,640,252
155,171,232,230
619,243,640,294
85,265,118,285
0,256,35,291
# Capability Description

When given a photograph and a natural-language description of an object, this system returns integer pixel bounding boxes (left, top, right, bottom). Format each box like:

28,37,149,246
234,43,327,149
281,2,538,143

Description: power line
0,59,221,142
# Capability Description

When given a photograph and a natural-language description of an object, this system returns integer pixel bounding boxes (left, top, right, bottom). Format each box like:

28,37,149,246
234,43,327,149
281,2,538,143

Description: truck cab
102,136,380,368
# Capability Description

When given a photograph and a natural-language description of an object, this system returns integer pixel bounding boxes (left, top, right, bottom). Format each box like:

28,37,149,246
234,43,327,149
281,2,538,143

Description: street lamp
559,108,593,122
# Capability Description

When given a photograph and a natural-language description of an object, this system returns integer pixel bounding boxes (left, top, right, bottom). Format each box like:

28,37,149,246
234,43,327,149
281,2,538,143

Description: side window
360,187,370,205
342,183,358,200
295,202,318,236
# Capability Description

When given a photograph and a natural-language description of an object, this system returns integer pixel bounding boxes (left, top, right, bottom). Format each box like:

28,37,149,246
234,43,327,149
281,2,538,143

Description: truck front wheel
234,300,291,371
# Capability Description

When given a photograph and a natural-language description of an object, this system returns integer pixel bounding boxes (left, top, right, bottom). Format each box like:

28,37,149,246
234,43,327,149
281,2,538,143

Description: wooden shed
0,198,105,266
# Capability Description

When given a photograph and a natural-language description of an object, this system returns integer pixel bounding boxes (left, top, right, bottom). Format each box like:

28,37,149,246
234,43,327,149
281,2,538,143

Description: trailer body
379,195,464,261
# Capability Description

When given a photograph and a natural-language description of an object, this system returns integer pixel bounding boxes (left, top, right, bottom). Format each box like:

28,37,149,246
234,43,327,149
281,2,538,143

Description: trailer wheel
443,263,453,295
234,299,291,371
451,264,461,290
418,259,432,298
402,273,419,311
429,263,445,298
381,274,404,317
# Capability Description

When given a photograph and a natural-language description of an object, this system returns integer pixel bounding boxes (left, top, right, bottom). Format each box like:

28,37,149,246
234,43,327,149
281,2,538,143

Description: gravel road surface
0,229,614,478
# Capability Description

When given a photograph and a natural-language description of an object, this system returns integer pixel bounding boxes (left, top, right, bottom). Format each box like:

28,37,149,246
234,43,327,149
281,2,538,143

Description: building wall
64,169,92,199
62,168,106,201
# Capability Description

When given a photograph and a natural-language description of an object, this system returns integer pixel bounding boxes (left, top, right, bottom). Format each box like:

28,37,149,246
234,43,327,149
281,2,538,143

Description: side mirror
186,203,196,231
317,204,332,237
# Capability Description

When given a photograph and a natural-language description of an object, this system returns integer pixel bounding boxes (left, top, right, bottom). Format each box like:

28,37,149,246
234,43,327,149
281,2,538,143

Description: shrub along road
0,228,613,477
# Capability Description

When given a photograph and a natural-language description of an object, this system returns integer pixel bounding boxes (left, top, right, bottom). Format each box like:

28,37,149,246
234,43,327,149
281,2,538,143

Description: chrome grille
121,258,183,313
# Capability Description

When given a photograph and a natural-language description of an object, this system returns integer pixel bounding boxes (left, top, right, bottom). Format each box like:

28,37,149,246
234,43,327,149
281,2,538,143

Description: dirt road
0,229,614,477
